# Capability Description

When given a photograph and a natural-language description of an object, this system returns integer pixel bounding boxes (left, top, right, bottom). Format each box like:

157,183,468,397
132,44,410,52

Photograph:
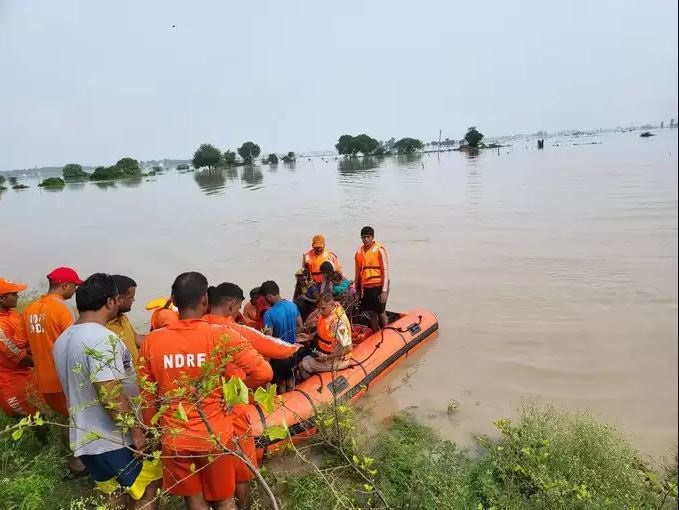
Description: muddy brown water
1,130,676,459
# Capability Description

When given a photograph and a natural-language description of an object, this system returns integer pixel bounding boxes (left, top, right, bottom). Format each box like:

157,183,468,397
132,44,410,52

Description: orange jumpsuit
0,309,40,417
139,319,272,498
22,294,75,416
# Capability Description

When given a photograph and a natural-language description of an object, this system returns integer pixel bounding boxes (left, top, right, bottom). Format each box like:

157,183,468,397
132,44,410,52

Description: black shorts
360,286,386,314
270,356,296,381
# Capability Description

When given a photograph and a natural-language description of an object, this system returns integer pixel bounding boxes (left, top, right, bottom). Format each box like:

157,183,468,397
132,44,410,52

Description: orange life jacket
355,242,386,287
316,304,352,359
304,249,340,284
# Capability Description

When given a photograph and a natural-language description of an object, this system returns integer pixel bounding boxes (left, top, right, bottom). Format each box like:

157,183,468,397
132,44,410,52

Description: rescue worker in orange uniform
299,292,353,378
145,296,179,331
302,234,342,284
205,282,301,362
0,278,40,417
354,226,390,328
23,267,82,417
22,267,86,475
139,272,272,510
204,281,301,509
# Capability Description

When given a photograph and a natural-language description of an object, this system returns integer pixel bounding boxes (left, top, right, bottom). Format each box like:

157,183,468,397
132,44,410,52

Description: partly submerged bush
37,177,65,188
90,165,123,181
62,163,89,181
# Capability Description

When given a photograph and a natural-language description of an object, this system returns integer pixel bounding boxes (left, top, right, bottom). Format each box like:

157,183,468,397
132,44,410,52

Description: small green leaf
265,424,288,441
189,463,196,472
222,376,249,407
151,404,169,425
363,483,373,492
150,450,162,466
254,385,277,414
173,402,189,423
11,429,23,441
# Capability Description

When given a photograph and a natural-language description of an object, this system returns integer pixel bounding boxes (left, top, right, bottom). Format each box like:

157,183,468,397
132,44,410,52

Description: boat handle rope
312,314,424,393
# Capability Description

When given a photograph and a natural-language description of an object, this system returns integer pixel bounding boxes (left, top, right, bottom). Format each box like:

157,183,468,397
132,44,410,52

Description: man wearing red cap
0,278,40,417
302,234,342,284
23,267,83,417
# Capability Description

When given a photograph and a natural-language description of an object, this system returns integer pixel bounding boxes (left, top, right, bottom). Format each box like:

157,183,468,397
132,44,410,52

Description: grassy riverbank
1,403,675,509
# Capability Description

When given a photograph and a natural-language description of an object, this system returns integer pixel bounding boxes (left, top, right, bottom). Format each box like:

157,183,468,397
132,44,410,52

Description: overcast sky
1,0,677,170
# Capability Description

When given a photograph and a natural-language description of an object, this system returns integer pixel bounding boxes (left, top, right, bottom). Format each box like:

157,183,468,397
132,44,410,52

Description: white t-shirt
53,322,138,456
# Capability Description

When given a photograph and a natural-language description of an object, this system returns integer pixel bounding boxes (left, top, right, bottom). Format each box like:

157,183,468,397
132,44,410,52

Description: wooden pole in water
438,129,442,155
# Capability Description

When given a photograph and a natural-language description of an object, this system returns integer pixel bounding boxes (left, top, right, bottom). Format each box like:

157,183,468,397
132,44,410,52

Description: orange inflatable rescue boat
242,309,438,457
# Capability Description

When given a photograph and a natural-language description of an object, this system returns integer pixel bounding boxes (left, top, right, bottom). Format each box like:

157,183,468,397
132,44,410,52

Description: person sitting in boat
296,262,335,320
293,268,311,302
298,293,353,379
241,287,260,328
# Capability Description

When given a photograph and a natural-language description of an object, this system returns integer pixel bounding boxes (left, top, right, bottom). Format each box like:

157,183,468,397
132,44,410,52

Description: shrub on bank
1,403,675,509
260,404,678,510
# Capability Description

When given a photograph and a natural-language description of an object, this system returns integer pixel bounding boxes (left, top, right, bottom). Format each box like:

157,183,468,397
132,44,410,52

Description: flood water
1,130,677,459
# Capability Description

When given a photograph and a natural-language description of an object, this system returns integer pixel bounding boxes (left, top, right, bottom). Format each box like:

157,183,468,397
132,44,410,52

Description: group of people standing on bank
0,226,390,509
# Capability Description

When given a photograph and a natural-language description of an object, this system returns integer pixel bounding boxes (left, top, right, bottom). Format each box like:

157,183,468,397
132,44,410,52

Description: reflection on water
119,177,143,188
65,182,86,191
284,161,297,172
0,131,676,459
93,181,117,190
394,153,423,168
194,169,227,195
338,156,379,174
241,166,263,188
40,186,64,193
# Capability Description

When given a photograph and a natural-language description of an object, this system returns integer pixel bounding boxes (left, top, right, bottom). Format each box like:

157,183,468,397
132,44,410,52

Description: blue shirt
263,299,300,344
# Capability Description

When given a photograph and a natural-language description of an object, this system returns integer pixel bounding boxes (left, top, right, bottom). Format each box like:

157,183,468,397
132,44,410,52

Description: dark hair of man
259,280,280,297
208,283,245,307
317,292,334,306
171,272,208,309
76,273,118,313
111,275,136,296
320,261,334,273
249,287,260,300
48,280,62,291
360,226,375,237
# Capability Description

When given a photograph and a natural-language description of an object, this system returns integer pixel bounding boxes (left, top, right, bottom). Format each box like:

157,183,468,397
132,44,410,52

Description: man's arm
137,342,159,427
218,329,273,389
93,379,145,451
379,247,390,299
331,252,342,273
231,322,298,360
90,340,145,451
354,252,362,294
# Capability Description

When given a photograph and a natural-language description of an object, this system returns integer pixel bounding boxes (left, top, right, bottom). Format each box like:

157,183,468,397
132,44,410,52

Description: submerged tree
336,135,356,155
115,157,142,177
335,134,380,156
223,150,238,167
464,127,484,148
192,144,223,170
353,134,380,155
238,142,261,164
393,138,424,154
265,153,279,165
282,151,296,163
62,163,89,181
